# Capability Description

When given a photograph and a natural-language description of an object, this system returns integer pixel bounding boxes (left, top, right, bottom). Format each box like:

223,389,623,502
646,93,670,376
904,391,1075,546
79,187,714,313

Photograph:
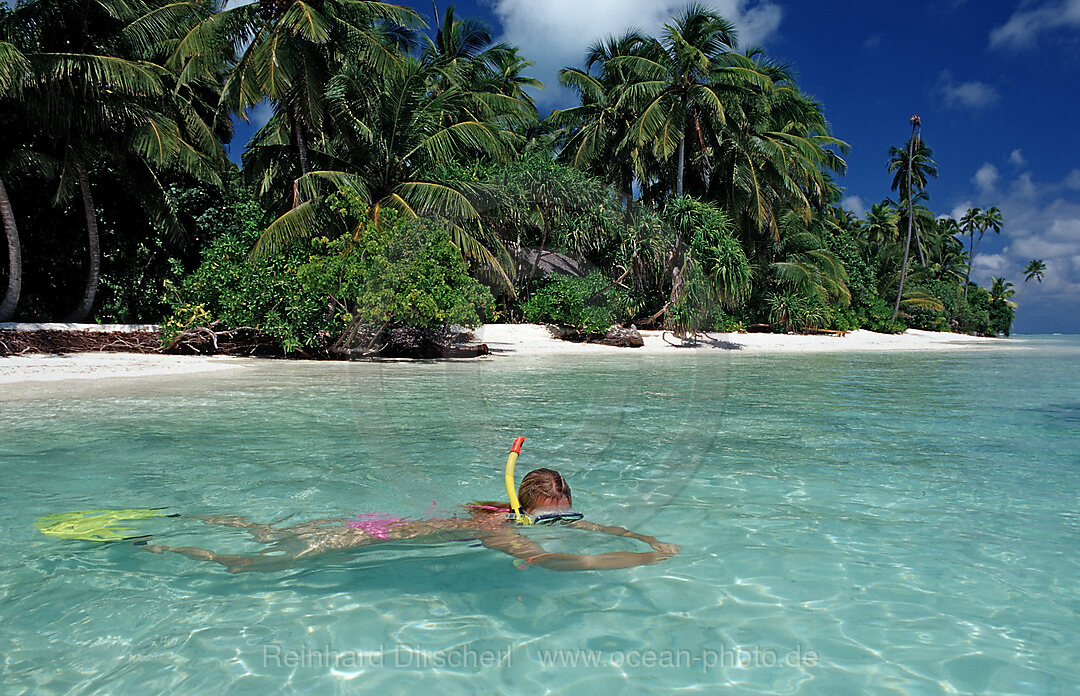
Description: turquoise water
2,337,1077,694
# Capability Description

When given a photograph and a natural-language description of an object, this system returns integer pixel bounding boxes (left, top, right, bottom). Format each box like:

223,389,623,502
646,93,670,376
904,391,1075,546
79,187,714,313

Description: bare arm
480,529,676,571
571,520,681,556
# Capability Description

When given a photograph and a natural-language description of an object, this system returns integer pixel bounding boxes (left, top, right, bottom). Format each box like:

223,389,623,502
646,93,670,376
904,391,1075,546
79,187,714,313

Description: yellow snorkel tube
505,436,529,524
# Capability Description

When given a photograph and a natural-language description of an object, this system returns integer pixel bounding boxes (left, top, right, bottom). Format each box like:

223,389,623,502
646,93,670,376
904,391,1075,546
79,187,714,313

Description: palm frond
255,199,334,257
395,180,481,219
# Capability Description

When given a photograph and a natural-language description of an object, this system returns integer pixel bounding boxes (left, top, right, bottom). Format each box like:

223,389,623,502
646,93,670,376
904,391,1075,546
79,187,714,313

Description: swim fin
34,508,178,542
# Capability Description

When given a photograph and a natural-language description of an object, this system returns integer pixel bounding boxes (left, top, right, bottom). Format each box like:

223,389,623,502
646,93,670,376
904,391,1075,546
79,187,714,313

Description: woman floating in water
142,468,680,572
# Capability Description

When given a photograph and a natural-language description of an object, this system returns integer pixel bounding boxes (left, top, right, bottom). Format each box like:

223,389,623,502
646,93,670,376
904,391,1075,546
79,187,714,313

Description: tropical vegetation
0,1,1021,344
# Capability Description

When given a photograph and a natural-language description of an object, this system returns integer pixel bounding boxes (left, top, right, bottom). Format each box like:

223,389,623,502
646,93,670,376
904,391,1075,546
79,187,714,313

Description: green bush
989,298,1014,337
905,301,947,332
163,223,324,352
832,306,861,332
956,286,992,335
694,303,743,332
860,297,905,333
521,270,621,335
165,202,495,352
299,215,494,331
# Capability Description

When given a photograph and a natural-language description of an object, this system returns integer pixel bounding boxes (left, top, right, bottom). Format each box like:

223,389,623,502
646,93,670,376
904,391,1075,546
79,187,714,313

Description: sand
473,324,1005,355
0,352,251,384
0,323,1011,385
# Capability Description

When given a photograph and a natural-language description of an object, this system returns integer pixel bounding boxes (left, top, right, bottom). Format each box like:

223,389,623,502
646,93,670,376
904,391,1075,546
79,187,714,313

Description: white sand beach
0,323,1011,385
473,323,1006,355
0,352,251,384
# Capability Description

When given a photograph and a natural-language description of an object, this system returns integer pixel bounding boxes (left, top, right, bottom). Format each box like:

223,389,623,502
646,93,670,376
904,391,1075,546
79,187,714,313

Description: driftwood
599,324,643,347
662,331,698,347
1,323,487,361
361,325,488,359
544,323,643,347
0,329,162,356
163,321,287,357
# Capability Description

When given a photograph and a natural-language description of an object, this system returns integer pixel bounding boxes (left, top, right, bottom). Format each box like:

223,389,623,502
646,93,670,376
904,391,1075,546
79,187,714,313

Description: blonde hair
518,468,572,510
463,469,572,519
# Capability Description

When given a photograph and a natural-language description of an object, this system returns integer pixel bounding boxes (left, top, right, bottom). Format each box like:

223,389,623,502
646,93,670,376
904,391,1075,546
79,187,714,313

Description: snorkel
505,437,528,524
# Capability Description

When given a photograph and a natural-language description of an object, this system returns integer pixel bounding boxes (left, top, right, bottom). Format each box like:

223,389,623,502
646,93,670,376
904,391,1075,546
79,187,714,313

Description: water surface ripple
1,336,1076,694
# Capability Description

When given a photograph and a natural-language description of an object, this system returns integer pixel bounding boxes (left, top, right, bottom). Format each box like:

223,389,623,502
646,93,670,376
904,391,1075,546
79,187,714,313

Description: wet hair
518,468,572,510
461,469,572,520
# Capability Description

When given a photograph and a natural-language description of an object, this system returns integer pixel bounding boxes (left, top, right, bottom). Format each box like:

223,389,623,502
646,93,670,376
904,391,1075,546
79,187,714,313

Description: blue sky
236,0,1080,332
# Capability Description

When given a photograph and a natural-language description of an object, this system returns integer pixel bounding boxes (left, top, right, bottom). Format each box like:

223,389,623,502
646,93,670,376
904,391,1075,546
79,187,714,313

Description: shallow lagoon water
1,336,1077,694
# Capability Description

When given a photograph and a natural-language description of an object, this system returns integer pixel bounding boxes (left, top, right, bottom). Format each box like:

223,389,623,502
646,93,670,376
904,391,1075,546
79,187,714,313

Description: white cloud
938,71,1000,109
492,0,782,106
950,201,974,221
989,0,1080,49
1009,149,1026,167
972,252,1008,275
1011,171,1038,199
841,195,866,217
1011,235,1079,259
863,35,881,49
1065,170,1080,190
972,163,999,194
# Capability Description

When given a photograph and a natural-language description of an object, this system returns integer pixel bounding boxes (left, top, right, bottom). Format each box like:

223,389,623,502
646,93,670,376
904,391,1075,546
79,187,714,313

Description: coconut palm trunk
892,116,920,323
676,131,685,197
912,217,926,265
64,165,101,323
290,104,311,209
527,213,550,281
0,175,21,322
963,229,975,300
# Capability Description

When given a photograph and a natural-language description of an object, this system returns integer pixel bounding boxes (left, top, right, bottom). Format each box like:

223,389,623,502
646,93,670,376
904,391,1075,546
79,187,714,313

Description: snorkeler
140,468,680,573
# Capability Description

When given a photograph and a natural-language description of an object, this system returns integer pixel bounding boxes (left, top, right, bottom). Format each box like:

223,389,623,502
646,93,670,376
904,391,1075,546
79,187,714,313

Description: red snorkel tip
510,437,525,454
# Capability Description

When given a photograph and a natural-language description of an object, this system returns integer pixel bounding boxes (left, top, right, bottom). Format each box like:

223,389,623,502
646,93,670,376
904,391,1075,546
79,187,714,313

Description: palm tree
925,220,968,284
423,5,535,97
549,30,651,209
0,38,30,321
420,7,540,132
887,136,937,195
171,0,422,208
891,114,924,323
611,4,740,198
0,175,19,322
959,206,981,296
554,11,846,247
990,276,1016,305
980,205,1004,246
771,210,850,307
961,205,1004,299
972,205,1002,298
862,202,899,251
423,5,495,73
1023,258,1046,283
699,51,846,245
887,134,936,267
653,196,750,332
251,56,529,289
988,276,1017,336
5,0,229,321
477,46,542,111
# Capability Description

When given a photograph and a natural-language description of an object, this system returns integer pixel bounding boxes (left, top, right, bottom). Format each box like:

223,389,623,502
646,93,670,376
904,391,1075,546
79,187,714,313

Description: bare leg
140,543,296,573
191,515,291,544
